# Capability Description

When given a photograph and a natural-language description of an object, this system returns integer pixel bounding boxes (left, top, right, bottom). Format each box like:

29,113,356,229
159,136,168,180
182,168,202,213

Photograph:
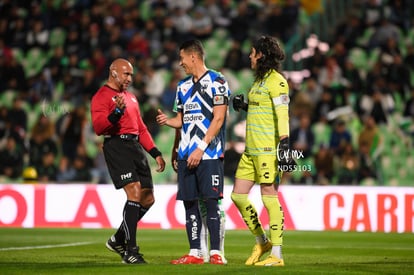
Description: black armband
149,147,162,159
107,107,124,124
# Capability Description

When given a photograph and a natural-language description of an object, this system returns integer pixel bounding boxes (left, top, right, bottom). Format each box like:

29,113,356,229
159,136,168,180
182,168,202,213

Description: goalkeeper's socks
262,194,284,246
231,193,266,237
271,245,283,259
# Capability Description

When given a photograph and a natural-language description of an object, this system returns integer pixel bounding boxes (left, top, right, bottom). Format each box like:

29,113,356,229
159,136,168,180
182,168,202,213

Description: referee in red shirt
91,58,165,264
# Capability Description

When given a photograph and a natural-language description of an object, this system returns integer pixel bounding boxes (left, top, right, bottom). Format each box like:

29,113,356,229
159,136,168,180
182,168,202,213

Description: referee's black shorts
103,136,153,190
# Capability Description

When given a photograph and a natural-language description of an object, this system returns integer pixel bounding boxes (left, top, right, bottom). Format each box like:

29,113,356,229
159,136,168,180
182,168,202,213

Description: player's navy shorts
176,159,224,201
103,136,153,190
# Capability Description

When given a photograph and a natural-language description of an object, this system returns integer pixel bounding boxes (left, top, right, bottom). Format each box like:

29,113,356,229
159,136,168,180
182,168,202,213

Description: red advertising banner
0,184,413,233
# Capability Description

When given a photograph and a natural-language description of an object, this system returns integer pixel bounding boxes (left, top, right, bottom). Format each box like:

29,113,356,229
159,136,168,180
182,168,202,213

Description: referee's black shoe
123,246,147,264
106,236,125,259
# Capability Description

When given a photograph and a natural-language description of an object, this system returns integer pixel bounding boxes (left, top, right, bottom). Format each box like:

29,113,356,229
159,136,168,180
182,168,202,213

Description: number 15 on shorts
211,175,220,186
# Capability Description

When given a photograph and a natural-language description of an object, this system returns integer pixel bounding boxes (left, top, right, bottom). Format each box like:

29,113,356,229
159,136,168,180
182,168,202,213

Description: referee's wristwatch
108,107,125,124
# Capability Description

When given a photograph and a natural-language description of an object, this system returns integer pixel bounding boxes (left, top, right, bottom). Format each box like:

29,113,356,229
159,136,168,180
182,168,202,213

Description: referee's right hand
114,95,126,110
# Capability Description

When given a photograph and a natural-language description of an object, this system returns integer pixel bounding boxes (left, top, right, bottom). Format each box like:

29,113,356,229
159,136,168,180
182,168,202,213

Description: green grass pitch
0,228,413,274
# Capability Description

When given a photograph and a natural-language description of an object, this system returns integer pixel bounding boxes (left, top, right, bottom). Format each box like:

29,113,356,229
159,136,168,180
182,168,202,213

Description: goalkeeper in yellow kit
231,35,295,267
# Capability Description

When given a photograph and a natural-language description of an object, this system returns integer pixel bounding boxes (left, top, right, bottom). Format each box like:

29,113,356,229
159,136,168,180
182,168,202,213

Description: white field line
0,242,93,251
289,244,414,251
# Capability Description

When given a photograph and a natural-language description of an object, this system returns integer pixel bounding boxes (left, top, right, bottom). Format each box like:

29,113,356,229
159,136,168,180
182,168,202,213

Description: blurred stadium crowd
0,0,413,186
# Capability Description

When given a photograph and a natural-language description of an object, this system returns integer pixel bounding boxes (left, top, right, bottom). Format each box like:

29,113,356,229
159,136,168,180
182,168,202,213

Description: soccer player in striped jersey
156,39,230,265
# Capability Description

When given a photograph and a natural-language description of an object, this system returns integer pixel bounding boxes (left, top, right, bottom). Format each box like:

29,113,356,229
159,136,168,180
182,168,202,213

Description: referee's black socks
124,200,141,248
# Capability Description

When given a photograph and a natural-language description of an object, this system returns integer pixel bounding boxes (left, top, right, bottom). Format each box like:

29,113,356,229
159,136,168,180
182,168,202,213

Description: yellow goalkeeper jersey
245,69,290,156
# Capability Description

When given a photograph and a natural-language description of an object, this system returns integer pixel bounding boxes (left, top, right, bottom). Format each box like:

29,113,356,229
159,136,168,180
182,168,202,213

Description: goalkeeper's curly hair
252,35,285,83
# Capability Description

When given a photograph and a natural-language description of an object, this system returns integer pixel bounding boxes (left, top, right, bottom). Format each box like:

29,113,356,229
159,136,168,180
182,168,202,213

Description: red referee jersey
91,85,157,152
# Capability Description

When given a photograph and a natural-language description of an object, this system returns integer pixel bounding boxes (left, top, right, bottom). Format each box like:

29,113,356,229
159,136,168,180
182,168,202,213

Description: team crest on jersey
200,84,207,94
280,94,290,104
214,95,225,105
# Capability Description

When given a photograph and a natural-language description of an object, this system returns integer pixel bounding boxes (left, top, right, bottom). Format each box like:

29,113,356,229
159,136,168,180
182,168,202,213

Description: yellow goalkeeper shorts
235,153,281,184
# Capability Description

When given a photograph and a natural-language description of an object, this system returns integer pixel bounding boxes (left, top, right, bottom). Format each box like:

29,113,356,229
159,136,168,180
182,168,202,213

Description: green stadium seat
221,68,241,94
0,90,16,108
139,1,152,21
28,104,45,132
49,28,66,48
360,178,377,186
86,139,98,158
379,124,392,144
24,47,48,77
205,38,224,68
53,80,65,102
356,27,375,48
298,8,311,32
151,126,177,183
241,39,252,54
348,117,362,147
157,69,172,85
367,47,380,69
396,28,407,57
406,155,414,167
348,47,368,71
397,167,412,186
11,47,24,63
312,122,331,152
237,69,254,92
387,177,399,186
212,29,230,49
393,92,403,113
22,101,38,131
50,0,63,8
410,70,414,87
381,155,394,183
405,28,414,45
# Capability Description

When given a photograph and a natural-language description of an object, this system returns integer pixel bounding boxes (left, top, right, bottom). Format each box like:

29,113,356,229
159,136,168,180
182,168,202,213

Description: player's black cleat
123,246,147,264
106,236,125,259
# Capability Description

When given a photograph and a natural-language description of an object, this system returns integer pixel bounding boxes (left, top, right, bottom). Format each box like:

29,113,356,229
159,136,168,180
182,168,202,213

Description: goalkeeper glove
232,94,248,112
277,138,296,172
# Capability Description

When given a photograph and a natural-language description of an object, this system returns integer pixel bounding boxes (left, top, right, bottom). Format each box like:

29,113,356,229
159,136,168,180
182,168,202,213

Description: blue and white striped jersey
175,70,230,160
